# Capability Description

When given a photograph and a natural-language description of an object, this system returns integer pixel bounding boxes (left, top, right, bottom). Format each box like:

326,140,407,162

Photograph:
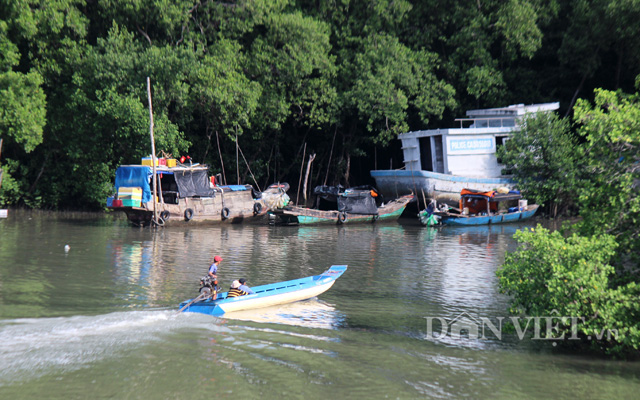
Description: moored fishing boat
107,159,266,227
419,188,538,226
179,265,347,316
268,185,413,225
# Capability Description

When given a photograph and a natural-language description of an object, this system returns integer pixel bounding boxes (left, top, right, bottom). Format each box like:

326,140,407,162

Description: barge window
433,135,444,173
419,137,434,171
495,135,509,164
419,136,444,173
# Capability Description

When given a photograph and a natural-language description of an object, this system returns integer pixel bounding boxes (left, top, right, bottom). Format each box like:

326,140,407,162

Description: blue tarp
223,185,249,191
115,166,152,203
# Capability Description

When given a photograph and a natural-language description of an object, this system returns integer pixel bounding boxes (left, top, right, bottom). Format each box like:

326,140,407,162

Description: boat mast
147,77,159,226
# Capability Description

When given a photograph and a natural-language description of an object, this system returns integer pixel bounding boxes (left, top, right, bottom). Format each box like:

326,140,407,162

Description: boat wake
0,310,226,384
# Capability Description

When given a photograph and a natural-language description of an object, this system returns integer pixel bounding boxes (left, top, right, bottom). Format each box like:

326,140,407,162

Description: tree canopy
1,0,640,209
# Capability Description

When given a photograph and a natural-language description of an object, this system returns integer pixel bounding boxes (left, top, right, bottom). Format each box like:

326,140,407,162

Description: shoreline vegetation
496,90,639,357
1,1,638,357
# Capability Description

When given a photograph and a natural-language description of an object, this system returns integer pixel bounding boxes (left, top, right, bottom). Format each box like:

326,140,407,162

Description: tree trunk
302,153,316,205
615,47,623,89
343,152,351,187
564,72,588,118
296,143,306,205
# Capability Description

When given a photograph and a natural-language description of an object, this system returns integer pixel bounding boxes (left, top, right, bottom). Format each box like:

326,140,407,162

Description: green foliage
497,111,581,217
573,89,640,264
495,0,543,60
497,225,640,355
559,0,640,87
247,10,337,133
0,160,26,206
498,88,640,356
498,226,617,317
0,20,20,70
189,40,261,139
422,0,551,108
0,70,46,153
344,34,455,146
464,65,506,105
1,0,639,211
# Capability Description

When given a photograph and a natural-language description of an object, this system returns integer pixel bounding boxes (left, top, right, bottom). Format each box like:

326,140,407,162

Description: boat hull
437,204,539,226
112,189,267,227
371,170,513,206
269,195,413,225
179,265,347,316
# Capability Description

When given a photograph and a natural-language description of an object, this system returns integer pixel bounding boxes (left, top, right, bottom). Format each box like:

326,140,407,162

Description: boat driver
208,255,222,299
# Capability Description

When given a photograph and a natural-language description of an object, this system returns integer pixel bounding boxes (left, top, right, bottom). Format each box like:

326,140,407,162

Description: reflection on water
2,213,640,399
222,298,345,330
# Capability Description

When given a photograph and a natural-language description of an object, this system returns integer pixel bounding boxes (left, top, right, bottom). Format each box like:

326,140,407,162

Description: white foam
0,310,229,384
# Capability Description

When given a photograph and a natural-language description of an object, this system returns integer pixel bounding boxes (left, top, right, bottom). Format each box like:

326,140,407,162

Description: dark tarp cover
337,192,379,215
115,166,152,203
174,169,215,198
313,185,379,215
313,185,344,203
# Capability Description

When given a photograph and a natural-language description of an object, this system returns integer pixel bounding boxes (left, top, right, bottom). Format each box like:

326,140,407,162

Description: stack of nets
262,192,291,210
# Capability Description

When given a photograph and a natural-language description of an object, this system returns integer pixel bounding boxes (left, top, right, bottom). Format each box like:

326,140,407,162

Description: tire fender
253,202,263,215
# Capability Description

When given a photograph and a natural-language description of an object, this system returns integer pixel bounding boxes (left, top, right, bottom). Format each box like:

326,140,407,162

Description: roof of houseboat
399,102,559,138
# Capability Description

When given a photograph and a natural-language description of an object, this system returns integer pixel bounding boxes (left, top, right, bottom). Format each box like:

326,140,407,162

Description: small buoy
64,245,70,252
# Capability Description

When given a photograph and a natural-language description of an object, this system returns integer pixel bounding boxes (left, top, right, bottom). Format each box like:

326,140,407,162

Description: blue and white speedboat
179,265,347,316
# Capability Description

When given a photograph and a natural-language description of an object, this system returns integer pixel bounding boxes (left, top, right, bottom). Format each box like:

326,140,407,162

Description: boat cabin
114,164,215,206
458,188,522,216
399,102,559,178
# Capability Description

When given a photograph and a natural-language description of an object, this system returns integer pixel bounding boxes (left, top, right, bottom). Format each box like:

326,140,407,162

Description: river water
0,210,638,399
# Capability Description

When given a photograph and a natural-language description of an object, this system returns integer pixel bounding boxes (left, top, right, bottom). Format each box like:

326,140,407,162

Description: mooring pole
147,77,158,226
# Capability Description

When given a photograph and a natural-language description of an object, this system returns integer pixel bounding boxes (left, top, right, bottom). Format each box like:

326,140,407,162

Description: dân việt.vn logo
425,311,618,344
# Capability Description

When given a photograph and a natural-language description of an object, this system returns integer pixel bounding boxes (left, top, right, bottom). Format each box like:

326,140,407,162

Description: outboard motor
199,276,218,298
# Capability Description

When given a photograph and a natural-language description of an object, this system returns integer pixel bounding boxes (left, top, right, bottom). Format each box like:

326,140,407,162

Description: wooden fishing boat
106,161,266,227
179,265,347,316
420,188,538,226
271,195,413,225
269,185,413,225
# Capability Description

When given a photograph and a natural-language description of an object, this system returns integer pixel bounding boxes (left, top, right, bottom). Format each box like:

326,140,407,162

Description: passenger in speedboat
238,278,255,294
227,280,248,297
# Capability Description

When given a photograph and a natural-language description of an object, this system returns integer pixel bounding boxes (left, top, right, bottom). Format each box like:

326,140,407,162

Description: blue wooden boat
420,188,539,226
179,265,347,316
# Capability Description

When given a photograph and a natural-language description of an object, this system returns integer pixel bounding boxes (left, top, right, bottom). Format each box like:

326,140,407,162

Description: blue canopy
115,166,152,203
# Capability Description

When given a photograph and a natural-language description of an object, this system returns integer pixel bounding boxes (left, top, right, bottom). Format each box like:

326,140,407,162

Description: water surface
0,211,638,399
